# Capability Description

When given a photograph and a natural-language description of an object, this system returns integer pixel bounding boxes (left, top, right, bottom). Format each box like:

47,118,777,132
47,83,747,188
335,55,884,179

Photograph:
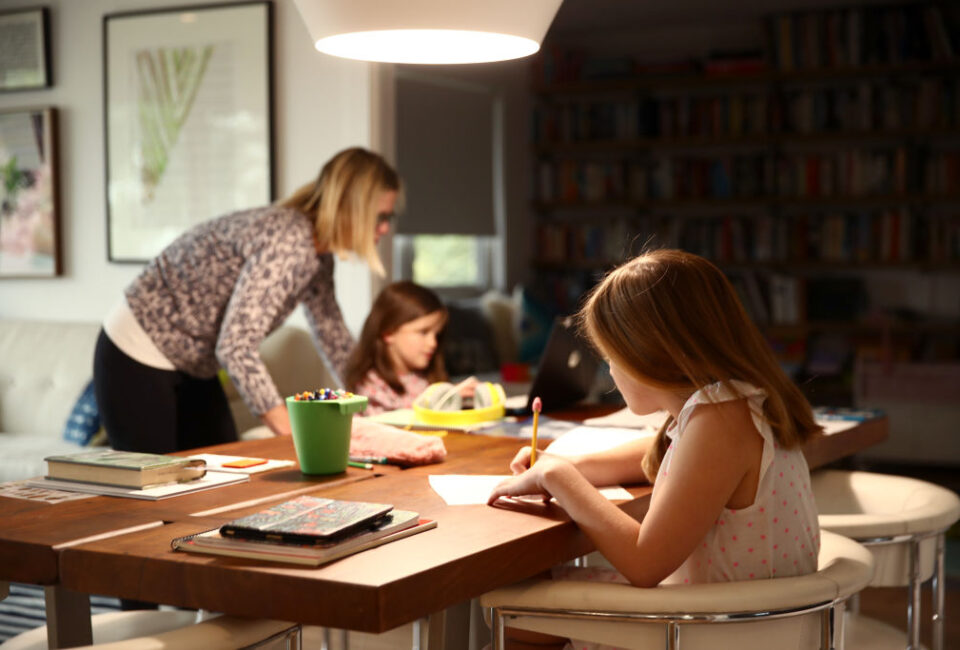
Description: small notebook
219,495,393,545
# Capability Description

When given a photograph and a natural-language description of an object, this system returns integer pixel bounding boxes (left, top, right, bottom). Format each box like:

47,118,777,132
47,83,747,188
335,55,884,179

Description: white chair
480,530,874,650
0,610,301,650
811,470,960,650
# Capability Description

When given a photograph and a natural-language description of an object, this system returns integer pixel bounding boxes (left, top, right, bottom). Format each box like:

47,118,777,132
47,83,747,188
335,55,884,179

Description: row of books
532,78,959,144
729,271,804,325
535,211,960,267
534,149,958,203
766,4,957,71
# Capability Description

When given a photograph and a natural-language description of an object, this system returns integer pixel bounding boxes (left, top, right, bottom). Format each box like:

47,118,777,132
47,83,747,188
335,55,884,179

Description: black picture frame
0,8,52,91
103,1,274,263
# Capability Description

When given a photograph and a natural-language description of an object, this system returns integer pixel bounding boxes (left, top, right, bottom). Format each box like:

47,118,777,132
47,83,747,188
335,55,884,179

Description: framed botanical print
103,1,273,262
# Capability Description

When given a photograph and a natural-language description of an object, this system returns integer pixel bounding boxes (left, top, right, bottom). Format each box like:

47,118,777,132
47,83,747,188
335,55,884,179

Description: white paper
186,453,295,474
582,407,669,430
428,474,632,506
0,479,95,503
816,418,859,436
545,426,655,457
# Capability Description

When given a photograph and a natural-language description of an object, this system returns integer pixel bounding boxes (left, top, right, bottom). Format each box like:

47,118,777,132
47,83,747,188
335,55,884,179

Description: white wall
0,0,377,335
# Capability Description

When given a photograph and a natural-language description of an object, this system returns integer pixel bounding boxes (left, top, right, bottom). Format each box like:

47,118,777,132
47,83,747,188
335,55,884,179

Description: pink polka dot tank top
654,380,820,585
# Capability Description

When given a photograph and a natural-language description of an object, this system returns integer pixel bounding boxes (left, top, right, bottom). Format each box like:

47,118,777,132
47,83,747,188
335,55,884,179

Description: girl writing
345,281,451,415
488,249,822,648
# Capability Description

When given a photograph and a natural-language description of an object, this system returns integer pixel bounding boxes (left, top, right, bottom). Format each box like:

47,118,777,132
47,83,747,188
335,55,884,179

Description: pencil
530,396,542,466
347,460,374,470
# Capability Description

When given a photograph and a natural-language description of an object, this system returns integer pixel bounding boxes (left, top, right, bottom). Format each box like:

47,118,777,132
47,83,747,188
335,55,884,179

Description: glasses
376,211,394,227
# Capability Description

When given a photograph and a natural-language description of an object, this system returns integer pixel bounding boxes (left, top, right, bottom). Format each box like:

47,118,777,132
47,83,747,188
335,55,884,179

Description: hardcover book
173,510,436,566
44,450,206,488
219,495,393,545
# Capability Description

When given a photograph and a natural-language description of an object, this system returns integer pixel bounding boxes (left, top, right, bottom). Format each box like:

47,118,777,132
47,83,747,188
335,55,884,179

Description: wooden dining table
0,412,888,648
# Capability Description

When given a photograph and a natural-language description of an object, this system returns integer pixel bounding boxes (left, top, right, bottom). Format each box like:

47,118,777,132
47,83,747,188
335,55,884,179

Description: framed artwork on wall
0,8,52,91
103,1,274,263
0,107,61,278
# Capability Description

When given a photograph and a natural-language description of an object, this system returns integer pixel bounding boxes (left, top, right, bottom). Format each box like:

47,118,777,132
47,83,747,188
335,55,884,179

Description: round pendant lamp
291,0,563,64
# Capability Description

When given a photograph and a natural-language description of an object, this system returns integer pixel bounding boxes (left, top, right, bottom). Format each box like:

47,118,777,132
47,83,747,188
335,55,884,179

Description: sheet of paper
0,479,95,503
816,418,859,436
582,407,669,430
186,453,295,474
545,426,655,457
428,474,632,506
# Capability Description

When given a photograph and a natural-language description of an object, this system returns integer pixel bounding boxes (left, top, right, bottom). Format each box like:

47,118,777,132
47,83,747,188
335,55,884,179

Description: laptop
504,316,602,416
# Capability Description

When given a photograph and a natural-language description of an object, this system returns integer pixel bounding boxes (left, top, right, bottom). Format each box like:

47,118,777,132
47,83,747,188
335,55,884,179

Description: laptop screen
523,316,601,413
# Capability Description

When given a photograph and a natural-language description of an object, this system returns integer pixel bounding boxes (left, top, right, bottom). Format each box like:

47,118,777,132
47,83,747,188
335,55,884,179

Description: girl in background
488,249,822,649
345,281,450,415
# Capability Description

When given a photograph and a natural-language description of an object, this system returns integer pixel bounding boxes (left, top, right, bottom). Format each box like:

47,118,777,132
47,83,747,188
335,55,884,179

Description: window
393,234,497,294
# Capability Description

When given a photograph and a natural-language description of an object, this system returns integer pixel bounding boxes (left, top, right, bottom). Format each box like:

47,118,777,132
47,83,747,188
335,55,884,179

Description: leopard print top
125,206,353,416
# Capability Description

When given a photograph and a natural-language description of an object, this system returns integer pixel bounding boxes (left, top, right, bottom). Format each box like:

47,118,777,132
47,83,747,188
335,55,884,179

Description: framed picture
104,1,273,262
0,8,52,91
0,107,61,277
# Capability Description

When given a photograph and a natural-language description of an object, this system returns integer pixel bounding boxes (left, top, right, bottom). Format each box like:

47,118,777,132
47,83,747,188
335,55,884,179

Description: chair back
481,530,874,650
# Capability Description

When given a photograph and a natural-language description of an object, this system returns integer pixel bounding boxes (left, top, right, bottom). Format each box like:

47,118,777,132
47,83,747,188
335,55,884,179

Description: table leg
43,585,92,648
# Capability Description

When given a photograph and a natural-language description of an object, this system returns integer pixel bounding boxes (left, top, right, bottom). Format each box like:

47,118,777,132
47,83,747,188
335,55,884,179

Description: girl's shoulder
672,380,766,437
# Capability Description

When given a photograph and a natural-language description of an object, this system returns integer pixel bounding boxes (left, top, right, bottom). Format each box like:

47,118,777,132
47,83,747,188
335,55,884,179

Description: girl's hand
456,376,479,398
509,445,535,474
487,455,572,505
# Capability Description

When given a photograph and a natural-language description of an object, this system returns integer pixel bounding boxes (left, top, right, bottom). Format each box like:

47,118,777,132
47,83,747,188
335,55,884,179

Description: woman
94,147,400,454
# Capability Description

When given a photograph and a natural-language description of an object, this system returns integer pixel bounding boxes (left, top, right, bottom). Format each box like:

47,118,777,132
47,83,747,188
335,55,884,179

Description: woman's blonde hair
279,147,400,275
578,249,821,480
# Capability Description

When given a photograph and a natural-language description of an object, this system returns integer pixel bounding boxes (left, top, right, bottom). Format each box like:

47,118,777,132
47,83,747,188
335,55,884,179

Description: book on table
44,449,206,488
218,495,394,545
172,509,437,566
28,471,248,500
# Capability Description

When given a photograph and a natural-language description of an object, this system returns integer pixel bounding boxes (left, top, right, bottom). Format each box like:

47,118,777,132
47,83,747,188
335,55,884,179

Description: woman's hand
261,404,292,436
487,454,573,505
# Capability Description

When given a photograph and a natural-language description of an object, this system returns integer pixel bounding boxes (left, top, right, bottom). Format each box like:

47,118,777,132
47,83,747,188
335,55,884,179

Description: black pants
93,329,238,454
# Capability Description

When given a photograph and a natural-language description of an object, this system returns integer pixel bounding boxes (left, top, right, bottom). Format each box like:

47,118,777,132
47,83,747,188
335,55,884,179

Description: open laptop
503,316,602,416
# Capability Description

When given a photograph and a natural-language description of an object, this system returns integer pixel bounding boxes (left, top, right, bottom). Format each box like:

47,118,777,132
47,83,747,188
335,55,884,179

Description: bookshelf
528,1,960,405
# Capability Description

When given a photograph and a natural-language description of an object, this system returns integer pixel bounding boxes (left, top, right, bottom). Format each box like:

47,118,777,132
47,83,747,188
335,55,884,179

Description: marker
347,460,374,470
349,455,389,465
530,396,542,466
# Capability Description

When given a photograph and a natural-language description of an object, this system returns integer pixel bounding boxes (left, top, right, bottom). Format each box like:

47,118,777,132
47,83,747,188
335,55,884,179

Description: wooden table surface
0,413,888,641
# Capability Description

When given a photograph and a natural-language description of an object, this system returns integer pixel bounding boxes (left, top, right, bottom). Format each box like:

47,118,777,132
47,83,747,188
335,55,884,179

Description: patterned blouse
125,206,354,416
353,369,430,415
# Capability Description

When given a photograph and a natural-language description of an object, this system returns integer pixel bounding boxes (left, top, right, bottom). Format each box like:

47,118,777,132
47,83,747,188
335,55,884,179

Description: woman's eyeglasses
376,211,394,227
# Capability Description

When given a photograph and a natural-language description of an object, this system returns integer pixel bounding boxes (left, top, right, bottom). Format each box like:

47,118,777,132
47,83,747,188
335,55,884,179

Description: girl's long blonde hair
579,249,821,480
279,147,400,275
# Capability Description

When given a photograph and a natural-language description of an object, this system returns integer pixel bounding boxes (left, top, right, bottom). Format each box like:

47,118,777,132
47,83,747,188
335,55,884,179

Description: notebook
504,316,601,415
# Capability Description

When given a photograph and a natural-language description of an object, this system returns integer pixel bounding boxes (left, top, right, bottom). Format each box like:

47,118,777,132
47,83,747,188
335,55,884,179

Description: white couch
0,320,335,483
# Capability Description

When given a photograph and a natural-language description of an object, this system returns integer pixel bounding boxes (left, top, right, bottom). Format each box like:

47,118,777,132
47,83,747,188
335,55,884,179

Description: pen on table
530,396,542,465
347,460,374,470
349,455,389,465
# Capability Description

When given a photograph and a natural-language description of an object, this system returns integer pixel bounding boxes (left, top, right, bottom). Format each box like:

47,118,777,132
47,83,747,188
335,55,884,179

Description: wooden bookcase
528,2,959,405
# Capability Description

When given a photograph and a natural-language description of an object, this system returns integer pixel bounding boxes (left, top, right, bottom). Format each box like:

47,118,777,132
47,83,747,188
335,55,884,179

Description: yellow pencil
530,396,542,465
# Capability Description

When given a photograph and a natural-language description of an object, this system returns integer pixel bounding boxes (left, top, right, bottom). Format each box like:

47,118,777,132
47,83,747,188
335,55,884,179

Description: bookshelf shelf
528,2,960,405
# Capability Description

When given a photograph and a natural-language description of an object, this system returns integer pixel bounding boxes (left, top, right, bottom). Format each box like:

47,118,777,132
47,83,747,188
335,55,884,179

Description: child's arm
507,436,655,485
489,399,762,587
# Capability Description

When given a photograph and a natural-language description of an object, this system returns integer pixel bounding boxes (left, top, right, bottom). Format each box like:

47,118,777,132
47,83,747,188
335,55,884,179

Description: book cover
219,496,393,544
44,450,206,488
173,511,436,566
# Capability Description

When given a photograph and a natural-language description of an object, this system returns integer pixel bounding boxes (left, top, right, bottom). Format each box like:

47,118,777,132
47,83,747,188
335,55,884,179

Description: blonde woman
489,249,822,649
94,147,400,453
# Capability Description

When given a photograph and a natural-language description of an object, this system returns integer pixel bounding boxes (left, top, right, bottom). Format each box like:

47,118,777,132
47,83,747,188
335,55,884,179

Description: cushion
63,380,101,445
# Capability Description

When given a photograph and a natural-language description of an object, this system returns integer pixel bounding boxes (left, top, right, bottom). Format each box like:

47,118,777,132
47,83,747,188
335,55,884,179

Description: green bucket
286,394,368,475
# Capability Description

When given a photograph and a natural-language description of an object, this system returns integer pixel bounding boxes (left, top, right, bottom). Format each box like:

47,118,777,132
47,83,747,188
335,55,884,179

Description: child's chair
480,530,874,650
811,470,960,650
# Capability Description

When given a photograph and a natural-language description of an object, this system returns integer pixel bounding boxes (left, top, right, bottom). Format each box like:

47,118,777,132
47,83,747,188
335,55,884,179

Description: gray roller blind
396,72,495,235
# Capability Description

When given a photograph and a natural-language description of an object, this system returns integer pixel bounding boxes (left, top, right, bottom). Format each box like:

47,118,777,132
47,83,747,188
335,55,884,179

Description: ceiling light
292,0,563,64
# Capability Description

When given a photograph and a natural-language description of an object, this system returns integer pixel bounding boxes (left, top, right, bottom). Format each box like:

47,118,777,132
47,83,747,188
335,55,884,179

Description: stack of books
172,495,436,566
29,449,249,499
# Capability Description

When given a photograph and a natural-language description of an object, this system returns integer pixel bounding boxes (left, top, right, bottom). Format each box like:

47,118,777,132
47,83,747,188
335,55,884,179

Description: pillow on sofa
63,380,101,446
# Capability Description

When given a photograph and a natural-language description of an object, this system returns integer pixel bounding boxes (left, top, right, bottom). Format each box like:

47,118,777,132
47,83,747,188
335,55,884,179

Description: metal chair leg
932,533,946,650
907,539,921,650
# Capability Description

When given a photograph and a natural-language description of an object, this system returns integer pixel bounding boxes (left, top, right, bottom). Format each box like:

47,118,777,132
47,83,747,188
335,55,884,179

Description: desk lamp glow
292,0,563,64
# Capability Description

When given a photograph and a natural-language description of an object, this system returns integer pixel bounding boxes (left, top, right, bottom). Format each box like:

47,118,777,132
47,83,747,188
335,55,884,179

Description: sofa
0,320,335,483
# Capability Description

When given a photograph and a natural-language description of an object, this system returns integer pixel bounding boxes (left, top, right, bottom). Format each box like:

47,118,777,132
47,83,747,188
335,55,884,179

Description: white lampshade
292,0,563,64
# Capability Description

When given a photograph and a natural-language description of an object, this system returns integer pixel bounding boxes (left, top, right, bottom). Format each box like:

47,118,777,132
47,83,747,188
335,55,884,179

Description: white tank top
102,298,176,371
655,380,820,585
